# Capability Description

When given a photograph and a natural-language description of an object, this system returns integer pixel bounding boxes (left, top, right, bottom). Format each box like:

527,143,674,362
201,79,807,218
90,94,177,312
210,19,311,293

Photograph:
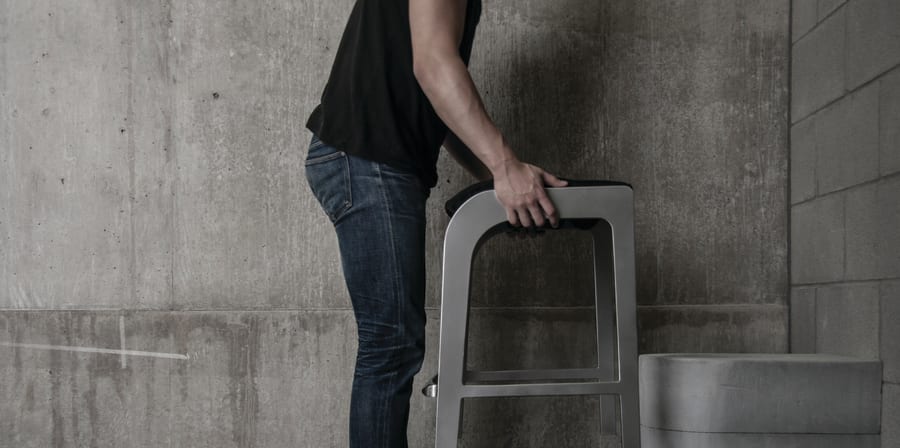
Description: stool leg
592,223,618,436
435,395,463,448
435,326,465,448
608,200,641,448
435,309,467,448
435,227,481,448
619,384,641,448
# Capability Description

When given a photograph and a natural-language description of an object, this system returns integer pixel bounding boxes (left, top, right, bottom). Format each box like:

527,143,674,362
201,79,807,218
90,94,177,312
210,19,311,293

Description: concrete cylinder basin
639,353,882,448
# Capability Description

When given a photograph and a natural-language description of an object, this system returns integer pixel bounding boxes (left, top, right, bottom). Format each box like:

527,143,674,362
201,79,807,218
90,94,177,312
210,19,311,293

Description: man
304,0,567,446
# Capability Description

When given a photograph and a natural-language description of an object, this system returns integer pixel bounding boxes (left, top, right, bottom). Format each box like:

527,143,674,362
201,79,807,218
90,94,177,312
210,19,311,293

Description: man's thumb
542,171,568,187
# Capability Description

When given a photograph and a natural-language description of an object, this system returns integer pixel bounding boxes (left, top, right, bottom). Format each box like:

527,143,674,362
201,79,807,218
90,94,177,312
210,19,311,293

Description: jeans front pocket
305,136,352,223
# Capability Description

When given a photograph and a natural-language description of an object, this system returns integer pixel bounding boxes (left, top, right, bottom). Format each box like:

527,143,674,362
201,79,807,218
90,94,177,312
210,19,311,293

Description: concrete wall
0,0,788,446
789,0,900,445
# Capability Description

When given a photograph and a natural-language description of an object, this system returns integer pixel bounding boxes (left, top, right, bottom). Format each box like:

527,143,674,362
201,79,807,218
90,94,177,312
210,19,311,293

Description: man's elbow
412,50,459,90
412,53,439,89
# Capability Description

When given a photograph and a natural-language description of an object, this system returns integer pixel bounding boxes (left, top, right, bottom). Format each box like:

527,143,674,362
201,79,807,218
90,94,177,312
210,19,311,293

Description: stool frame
433,185,641,448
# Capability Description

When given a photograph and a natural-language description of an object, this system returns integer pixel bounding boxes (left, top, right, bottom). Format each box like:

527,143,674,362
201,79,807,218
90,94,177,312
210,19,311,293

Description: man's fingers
495,162,568,230
538,195,560,228
516,208,533,229
528,204,546,228
506,208,519,227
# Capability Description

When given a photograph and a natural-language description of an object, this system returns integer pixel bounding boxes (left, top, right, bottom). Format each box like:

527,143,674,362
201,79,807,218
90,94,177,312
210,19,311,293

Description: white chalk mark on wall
0,342,190,360
119,315,127,369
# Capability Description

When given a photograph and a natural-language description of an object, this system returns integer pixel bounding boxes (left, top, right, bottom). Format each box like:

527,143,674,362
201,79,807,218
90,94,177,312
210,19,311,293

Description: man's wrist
483,139,518,177
487,156,516,178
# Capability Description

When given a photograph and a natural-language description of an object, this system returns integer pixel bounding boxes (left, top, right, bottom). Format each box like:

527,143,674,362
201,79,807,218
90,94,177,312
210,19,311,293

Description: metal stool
423,179,641,448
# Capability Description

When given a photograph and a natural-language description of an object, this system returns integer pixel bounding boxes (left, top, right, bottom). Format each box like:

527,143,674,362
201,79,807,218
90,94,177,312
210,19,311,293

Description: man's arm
409,0,567,228
443,132,491,182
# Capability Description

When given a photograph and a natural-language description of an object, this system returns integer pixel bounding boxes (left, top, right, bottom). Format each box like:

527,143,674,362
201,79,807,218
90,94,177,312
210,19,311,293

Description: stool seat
444,178,632,217
429,179,641,447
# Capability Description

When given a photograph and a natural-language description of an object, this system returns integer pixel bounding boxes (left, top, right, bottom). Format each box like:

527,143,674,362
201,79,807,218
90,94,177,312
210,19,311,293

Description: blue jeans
304,133,429,448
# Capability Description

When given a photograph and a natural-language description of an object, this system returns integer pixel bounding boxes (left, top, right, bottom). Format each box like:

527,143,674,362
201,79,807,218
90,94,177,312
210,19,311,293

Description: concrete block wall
789,0,900,445
1,0,788,446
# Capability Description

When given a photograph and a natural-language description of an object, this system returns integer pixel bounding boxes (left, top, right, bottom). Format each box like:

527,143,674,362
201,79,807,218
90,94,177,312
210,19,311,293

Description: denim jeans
304,133,429,448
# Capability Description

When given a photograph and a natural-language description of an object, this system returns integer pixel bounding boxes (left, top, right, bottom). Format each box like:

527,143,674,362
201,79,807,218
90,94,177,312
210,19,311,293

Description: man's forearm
413,54,516,176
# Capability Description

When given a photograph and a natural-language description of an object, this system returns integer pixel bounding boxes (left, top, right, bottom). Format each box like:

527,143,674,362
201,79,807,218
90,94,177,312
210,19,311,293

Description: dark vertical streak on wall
170,314,188,448
86,316,100,448
238,315,260,447
5,315,20,443
50,316,64,447
0,0,9,308
125,0,138,310
160,0,177,309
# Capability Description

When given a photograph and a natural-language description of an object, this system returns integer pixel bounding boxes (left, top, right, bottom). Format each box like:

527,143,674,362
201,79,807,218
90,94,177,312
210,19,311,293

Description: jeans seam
339,154,353,221
304,150,344,166
375,161,402,447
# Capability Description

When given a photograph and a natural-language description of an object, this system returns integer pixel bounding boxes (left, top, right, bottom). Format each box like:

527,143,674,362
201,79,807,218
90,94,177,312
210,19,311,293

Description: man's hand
493,159,568,228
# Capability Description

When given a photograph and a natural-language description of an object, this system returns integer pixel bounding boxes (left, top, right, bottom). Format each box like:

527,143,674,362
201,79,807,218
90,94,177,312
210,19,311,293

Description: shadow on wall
483,0,612,177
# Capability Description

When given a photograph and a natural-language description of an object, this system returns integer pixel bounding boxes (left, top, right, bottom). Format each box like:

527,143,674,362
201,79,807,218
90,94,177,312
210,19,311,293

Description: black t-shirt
306,0,482,189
